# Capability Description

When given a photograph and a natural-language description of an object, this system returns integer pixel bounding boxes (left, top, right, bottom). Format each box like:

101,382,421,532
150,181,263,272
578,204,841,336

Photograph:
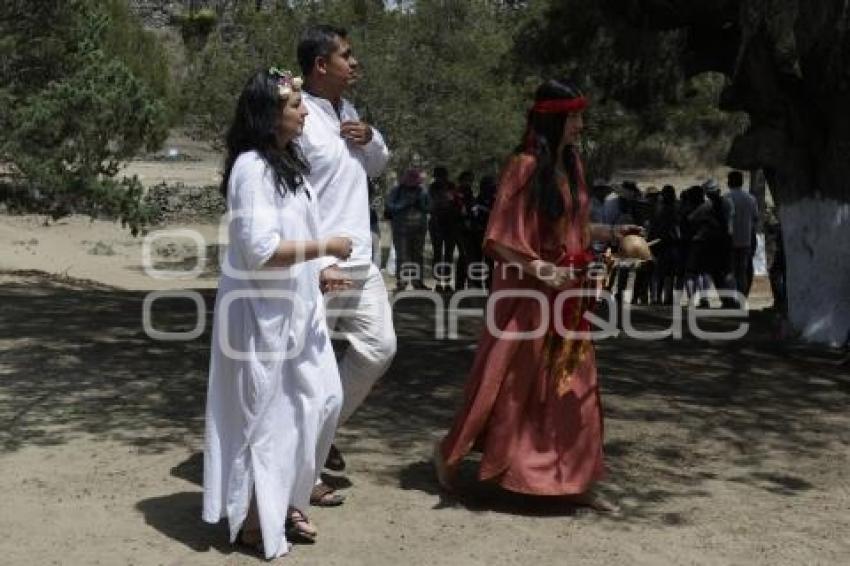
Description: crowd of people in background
379,167,786,310
591,170,775,308
382,166,497,292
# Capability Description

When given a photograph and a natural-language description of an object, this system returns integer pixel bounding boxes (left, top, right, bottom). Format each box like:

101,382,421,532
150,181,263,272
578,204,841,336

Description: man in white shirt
297,25,397,504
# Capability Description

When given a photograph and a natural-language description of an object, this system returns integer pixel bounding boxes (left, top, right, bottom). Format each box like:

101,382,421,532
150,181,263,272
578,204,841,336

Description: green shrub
0,0,169,234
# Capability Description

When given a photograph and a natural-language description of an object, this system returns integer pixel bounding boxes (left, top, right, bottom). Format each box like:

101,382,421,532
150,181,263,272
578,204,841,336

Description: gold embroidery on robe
545,293,592,397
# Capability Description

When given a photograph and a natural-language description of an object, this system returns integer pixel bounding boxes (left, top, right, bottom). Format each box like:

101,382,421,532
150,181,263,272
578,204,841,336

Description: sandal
310,481,346,507
286,507,317,544
324,444,346,472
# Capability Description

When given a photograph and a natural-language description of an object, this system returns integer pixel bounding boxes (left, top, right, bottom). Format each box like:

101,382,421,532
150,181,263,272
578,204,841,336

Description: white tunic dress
202,151,342,559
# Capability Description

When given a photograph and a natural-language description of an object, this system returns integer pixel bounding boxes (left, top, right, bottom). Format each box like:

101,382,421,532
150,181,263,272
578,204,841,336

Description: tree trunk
778,197,850,345
711,0,850,345
750,169,766,232
731,118,850,344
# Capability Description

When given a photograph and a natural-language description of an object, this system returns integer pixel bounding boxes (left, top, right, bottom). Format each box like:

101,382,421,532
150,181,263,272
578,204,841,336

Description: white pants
324,263,397,425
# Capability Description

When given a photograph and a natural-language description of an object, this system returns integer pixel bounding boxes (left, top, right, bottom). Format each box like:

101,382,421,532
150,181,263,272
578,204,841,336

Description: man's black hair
297,25,348,76
728,170,744,188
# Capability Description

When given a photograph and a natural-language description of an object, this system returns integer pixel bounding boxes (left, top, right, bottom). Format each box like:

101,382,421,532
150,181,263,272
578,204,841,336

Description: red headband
530,96,588,114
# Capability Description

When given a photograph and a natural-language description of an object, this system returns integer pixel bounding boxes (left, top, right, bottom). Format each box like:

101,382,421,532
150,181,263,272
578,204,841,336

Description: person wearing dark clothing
386,169,430,290
679,185,708,304
455,170,476,290
649,185,682,305
632,186,659,305
428,166,465,292
622,181,653,228
467,175,497,288
687,182,733,305
368,179,382,266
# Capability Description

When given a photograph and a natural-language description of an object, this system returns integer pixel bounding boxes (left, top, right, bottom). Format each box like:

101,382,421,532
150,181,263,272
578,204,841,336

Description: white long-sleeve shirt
298,91,390,268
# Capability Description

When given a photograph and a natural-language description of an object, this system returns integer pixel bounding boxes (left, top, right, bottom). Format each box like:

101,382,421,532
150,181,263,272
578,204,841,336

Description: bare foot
432,439,457,492
286,507,317,543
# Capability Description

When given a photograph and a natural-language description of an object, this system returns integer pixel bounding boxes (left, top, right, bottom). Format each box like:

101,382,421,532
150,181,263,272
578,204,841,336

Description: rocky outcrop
144,182,225,224
127,0,187,29
127,1,247,30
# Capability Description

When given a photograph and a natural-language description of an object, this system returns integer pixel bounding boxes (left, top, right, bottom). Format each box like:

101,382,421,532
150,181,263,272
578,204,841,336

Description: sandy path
0,215,221,291
0,270,848,565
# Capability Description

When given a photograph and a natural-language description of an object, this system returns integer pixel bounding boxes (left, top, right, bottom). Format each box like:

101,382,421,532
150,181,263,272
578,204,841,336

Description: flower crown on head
269,66,303,99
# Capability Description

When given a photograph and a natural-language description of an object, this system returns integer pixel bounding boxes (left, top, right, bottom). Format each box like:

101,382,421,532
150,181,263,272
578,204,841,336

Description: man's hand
320,265,353,293
340,121,373,145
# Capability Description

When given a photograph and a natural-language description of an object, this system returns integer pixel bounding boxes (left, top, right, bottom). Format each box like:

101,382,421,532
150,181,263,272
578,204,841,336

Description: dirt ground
1,265,848,566
0,152,847,565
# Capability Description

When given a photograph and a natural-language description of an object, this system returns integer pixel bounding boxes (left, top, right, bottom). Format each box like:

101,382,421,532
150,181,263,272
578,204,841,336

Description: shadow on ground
2,270,848,540
136,491,230,554
0,271,211,453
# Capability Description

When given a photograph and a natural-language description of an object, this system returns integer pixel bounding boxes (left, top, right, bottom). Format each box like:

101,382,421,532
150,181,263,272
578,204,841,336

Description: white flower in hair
269,66,302,100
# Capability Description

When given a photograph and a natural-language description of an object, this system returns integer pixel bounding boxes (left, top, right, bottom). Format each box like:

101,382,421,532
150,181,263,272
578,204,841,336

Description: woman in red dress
434,79,639,511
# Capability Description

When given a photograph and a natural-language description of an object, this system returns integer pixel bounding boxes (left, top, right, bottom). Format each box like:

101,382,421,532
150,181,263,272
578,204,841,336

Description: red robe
439,151,605,495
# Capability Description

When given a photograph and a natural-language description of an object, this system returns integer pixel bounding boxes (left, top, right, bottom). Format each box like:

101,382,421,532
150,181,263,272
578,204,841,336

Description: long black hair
220,69,309,199
518,79,585,221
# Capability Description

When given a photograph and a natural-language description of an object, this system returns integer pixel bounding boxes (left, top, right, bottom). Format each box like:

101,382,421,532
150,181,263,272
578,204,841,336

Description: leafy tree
0,0,170,233
176,0,745,187
511,0,746,179
181,0,527,178
178,2,305,143
361,0,527,176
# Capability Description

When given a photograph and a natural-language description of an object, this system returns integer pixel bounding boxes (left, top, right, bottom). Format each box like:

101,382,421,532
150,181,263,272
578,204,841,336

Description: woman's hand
534,261,581,290
325,236,353,261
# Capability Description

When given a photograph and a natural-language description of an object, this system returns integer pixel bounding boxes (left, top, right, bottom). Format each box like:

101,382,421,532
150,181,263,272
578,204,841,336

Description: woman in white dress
202,68,352,559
